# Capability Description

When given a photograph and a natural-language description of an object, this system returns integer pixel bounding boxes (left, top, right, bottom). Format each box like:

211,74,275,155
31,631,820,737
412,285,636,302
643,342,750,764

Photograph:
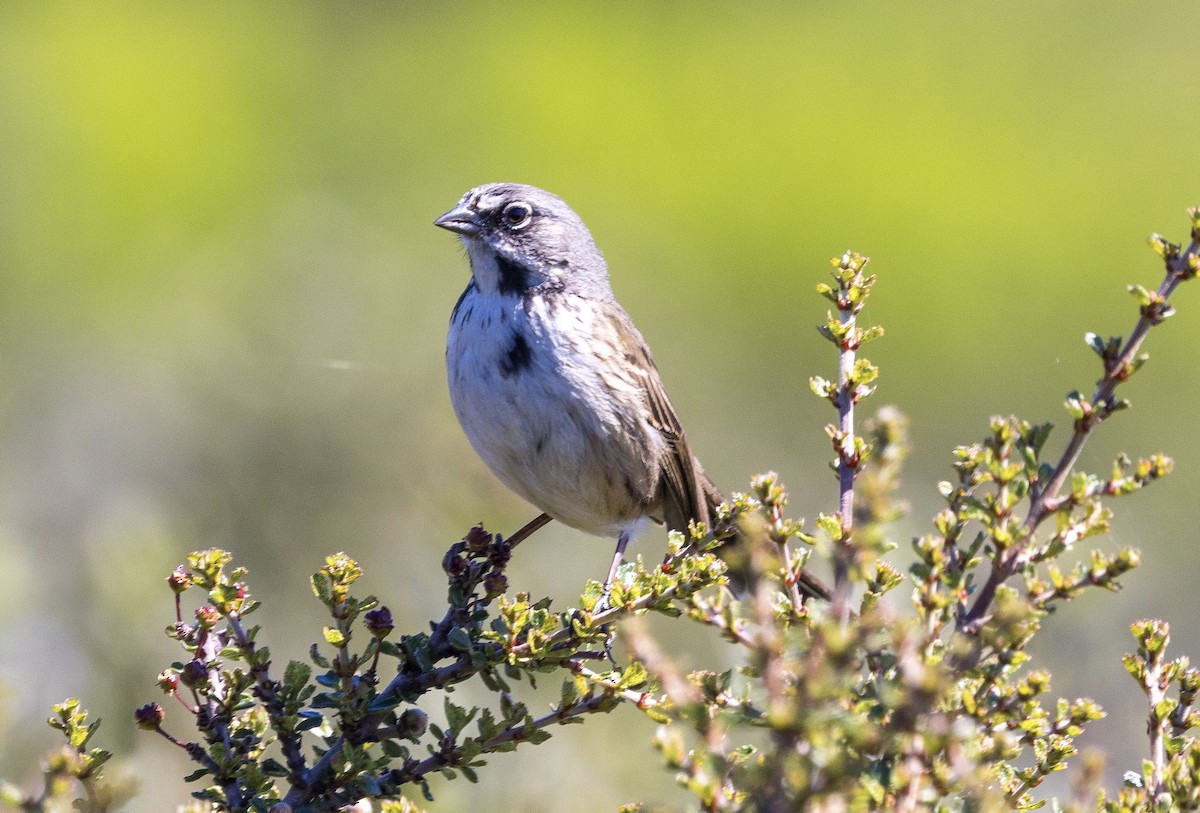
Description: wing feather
608,308,712,534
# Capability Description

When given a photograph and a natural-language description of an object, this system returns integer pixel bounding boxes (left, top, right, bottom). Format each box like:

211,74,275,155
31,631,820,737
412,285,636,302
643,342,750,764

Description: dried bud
364,607,394,639
195,605,220,629
180,659,208,688
398,707,429,741
484,570,507,598
488,538,511,569
444,552,469,578
168,566,193,594
157,670,180,693
134,702,165,730
465,525,492,552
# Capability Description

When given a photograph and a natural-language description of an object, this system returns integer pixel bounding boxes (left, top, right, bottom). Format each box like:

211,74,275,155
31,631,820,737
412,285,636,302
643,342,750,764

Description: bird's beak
434,205,483,237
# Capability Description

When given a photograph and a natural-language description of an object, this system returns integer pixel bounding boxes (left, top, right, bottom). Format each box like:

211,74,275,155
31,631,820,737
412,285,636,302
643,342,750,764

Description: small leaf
448,627,473,653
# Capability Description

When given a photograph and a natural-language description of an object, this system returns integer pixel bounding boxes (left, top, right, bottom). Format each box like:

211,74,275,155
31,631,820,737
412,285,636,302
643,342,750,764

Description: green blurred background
2,2,1199,809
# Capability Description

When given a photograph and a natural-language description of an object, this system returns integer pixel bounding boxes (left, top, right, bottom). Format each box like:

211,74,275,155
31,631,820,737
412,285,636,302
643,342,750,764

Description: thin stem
1033,240,1195,515
760,627,791,813
832,291,858,623
764,498,807,612
193,627,246,811
896,739,927,813
226,612,309,785
569,660,661,707
1145,667,1168,798
385,690,618,786
960,239,1197,631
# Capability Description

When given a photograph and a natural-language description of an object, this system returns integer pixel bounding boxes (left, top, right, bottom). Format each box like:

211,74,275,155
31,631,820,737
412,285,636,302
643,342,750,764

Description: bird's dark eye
502,202,532,228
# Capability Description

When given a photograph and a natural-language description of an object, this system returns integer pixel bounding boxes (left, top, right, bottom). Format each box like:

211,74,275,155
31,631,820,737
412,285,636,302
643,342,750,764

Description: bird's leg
593,532,631,616
595,532,631,667
506,512,553,549
599,531,631,609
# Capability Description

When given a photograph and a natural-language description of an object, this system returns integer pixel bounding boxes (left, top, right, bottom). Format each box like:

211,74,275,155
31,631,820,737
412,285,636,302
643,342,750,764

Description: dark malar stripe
495,255,532,296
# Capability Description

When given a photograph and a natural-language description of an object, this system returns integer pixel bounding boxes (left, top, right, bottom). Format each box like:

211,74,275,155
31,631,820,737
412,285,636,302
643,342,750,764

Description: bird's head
435,183,611,298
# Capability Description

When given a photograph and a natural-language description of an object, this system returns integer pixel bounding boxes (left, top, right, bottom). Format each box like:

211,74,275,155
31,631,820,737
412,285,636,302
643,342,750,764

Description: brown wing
605,307,830,601
610,311,714,535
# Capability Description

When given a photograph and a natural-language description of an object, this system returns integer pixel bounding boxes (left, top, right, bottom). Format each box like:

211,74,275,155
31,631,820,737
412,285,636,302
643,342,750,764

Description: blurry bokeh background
2,2,1199,809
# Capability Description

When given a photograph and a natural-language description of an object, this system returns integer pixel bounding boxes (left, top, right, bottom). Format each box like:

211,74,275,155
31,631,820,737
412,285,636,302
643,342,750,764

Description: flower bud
398,707,429,741
444,552,469,578
134,703,165,730
488,539,511,569
465,525,492,552
484,570,507,598
180,659,208,688
168,566,193,594
195,605,220,629
157,670,180,693
364,607,394,639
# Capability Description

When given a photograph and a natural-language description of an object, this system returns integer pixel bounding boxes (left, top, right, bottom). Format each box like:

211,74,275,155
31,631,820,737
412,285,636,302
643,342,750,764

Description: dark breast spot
499,331,534,378
495,255,531,296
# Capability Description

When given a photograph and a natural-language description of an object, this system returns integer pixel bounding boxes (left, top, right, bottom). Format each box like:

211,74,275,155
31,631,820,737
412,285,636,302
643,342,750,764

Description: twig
285,516,557,805
832,291,857,622
196,626,245,811
896,739,927,813
959,236,1198,631
226,612,309,785
384,690,618,787
817,251,876,622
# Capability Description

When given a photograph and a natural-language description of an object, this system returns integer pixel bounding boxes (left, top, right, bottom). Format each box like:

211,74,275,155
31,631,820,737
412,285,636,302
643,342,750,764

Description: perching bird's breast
447,288,663,537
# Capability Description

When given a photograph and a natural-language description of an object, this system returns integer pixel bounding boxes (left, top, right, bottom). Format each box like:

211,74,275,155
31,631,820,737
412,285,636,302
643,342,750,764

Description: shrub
4,210,1198,812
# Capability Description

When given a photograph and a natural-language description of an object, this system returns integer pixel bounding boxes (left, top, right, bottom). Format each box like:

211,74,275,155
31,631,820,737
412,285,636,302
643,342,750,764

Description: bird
435,183,828,603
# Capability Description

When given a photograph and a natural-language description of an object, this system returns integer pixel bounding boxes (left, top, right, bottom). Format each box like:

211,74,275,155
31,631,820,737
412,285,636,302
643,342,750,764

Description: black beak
434,205,483,237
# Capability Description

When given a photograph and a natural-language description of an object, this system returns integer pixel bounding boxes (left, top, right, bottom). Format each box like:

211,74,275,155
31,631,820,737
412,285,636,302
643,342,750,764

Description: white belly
446,288,662,538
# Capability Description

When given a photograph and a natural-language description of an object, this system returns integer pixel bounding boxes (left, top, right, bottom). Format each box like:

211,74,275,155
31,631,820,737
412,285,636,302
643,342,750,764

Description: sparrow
435,183,828,602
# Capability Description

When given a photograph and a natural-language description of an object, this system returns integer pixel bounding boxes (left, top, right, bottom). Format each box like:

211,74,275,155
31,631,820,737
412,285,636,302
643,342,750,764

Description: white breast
446,286,663,538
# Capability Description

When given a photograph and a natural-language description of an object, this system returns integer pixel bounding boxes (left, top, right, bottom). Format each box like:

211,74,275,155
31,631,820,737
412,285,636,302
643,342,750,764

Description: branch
226,613,309,785
959,232,1198,631
382,689,619,788
813,251,879,622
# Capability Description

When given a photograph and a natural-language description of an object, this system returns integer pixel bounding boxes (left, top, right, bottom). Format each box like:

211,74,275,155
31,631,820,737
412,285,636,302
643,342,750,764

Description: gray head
435,183,612,299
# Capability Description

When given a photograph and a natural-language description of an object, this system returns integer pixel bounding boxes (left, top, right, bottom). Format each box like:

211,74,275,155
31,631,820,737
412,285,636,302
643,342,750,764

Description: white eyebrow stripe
477,191,509,211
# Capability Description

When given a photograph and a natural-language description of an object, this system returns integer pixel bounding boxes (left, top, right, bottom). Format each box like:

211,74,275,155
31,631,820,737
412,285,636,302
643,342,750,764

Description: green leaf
284,661,312,693
619,662,649,691
295,712,324,732
311,571,332,603
526,729,552,745
816,513,844,542
448,627,473,653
